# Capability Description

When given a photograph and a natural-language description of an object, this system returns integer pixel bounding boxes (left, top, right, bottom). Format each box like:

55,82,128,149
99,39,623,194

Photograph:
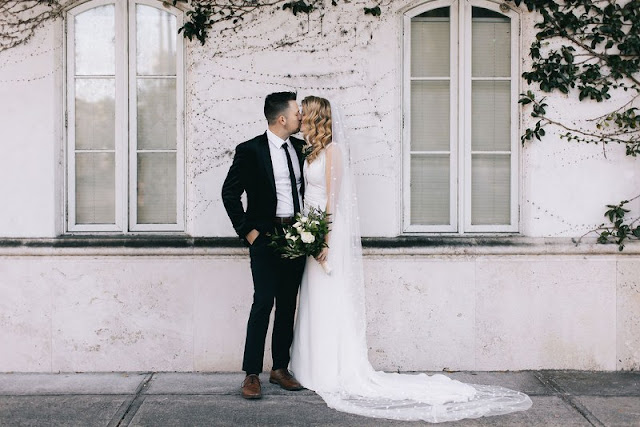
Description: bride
289,96,533,423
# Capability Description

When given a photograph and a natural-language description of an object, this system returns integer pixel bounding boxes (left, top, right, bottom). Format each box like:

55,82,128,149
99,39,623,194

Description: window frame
128,0,185,232
402,0,520,234
65,0,185,234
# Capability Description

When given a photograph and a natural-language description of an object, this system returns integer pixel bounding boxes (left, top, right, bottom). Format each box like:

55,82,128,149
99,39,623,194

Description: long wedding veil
316,101,533,423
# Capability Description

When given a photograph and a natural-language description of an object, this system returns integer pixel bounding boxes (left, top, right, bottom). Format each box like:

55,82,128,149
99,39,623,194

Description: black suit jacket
222,132,305,244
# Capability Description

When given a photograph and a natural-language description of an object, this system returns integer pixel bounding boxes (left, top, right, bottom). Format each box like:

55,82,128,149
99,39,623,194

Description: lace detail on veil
290,102,532,423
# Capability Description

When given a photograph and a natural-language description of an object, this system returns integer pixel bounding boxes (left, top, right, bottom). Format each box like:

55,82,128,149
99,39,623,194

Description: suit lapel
257,133,277,196
291,137,306,198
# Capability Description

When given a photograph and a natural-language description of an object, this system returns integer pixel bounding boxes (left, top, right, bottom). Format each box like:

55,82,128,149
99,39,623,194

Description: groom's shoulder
235,133,267,152
240,133,266,147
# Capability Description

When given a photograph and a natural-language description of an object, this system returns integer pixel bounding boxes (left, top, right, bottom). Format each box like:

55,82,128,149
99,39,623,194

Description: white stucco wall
1,245,639,372
0,22,63,238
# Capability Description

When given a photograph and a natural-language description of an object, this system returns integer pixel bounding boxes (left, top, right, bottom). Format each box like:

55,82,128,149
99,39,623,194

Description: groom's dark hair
264,91,297,124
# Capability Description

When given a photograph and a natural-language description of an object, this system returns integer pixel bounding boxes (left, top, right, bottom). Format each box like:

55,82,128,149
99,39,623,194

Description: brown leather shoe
269,369,304,391
241,374,262,399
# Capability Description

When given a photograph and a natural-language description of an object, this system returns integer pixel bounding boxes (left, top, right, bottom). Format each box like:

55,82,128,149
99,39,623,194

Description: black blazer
222,132,305,244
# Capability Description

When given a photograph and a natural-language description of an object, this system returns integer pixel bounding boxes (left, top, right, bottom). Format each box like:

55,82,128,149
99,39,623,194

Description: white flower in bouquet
300,231,315,244
269,206,332,275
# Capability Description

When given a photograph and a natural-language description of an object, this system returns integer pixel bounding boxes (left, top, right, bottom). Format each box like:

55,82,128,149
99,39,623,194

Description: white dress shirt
266,129,302,217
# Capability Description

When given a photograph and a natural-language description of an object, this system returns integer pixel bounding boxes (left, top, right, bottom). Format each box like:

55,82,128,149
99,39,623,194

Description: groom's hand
246,229,260,245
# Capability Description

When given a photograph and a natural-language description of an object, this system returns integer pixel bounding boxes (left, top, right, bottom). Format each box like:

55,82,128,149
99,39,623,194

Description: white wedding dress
289,145,533,423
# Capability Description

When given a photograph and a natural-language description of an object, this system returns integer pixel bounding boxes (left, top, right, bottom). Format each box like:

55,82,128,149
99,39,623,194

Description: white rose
300,231,315,244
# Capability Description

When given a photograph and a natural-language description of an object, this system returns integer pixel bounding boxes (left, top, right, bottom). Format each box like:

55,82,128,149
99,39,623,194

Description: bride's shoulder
324,143,343,158
324,142,339,152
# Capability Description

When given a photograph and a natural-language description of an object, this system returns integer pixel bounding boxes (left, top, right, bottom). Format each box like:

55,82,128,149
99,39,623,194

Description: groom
222,92,307,399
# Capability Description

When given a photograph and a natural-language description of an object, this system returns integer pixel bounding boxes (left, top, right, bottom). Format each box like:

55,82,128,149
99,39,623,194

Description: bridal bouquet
269,207,332,274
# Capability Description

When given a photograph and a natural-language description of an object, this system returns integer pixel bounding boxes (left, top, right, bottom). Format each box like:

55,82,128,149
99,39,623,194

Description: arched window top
68,0,182,16
403,0,520,20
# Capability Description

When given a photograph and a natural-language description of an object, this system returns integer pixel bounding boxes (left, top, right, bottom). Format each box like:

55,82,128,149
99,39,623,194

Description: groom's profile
222,92,307,399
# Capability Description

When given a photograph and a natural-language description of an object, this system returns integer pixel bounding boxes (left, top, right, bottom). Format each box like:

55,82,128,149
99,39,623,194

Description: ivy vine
0,1,69,52
172,0,383,45
574,194,640,251
511,0,640,249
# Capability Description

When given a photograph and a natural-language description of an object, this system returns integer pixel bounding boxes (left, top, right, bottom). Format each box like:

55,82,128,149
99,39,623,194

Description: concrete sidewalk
0,371,638,426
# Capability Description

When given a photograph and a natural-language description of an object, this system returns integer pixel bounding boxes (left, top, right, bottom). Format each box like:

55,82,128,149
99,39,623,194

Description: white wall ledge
0,236,638,256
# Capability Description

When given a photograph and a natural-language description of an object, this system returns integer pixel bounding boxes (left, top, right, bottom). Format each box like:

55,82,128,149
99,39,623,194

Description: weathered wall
1,246,639,372
0,20,63,237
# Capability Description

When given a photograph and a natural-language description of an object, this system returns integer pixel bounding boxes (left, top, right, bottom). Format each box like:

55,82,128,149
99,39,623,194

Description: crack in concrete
534,371,605,427
108,372,154,427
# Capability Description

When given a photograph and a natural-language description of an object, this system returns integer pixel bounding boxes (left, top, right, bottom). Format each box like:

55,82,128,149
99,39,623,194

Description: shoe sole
269,379,304,391
241,393,262,399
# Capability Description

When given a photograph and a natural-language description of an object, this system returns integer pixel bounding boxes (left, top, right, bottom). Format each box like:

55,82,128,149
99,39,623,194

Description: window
66,0,184,232
403,0,519,233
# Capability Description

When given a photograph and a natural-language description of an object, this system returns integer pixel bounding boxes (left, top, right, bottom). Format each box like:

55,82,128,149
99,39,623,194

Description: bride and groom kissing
222,92,532,423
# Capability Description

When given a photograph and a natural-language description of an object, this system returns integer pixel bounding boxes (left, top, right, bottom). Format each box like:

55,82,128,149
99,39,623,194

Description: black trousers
242,229,306,375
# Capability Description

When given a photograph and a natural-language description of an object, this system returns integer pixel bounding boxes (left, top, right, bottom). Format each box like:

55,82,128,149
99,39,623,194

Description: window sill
0,236,638,256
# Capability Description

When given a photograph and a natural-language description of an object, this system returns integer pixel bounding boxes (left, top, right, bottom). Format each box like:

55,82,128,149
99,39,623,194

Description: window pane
137,153,177,224
76,152,115,224
411,154,450,225
472,81,510,151
75,5,115,75
472,154,510,225
137,79,177,150
137,4,177,76
411,9,450,77
75,79,115,150
411,81,450,151
472,7,510,78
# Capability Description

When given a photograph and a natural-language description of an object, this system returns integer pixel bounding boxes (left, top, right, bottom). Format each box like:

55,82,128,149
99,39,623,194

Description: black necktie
282,142,301,215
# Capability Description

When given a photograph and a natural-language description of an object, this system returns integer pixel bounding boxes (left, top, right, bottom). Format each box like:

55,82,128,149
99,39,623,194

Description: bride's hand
316,247,329,262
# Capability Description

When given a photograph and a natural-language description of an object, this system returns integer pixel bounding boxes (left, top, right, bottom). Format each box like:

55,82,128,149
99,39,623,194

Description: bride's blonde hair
301,96,332,163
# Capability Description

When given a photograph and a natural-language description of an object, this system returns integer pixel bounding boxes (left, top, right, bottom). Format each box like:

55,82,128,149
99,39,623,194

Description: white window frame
65,0,185,233
403,0,520,234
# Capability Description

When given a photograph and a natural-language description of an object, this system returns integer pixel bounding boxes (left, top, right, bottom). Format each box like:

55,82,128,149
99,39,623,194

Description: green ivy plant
574,195,640,251
173,0,383,45
512,0,640,249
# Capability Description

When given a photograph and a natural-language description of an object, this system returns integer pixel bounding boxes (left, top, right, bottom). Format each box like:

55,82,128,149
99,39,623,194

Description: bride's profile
289,95,533,423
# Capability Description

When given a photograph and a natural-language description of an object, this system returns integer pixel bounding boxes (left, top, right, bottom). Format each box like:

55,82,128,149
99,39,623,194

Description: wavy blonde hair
301,96,332,163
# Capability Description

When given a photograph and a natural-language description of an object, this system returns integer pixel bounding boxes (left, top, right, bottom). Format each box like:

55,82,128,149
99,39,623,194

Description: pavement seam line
108,372,154,427
534,372,605,427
